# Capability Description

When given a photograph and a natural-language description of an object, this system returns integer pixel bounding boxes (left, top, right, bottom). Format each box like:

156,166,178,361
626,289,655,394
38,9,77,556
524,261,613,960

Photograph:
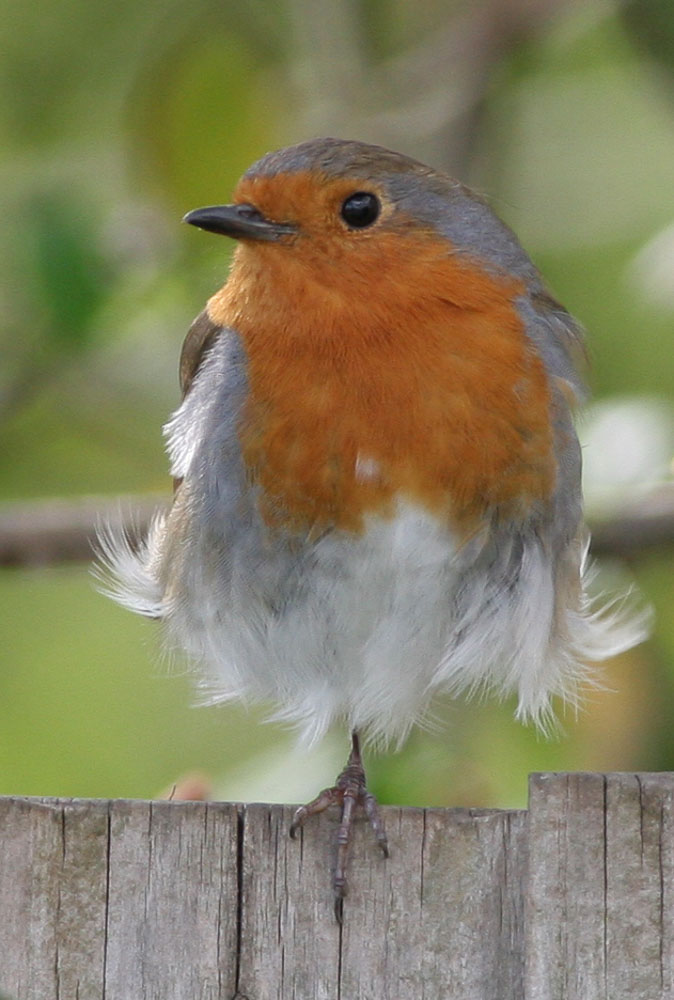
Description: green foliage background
1,0,673,809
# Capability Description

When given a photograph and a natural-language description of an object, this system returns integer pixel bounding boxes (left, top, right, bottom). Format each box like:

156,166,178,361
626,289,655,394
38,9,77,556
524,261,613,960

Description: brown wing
179,308,223,397
173,308,224,493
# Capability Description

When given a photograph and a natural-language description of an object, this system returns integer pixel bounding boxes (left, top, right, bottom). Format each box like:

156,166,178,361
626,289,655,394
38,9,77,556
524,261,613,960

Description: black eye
340,192,380,229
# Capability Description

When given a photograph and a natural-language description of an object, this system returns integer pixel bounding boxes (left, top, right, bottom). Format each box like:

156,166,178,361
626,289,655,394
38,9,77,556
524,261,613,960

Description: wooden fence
0,772,672,999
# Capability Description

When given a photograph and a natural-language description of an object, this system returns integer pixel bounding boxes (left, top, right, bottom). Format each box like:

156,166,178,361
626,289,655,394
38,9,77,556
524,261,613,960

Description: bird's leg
289,731,389,920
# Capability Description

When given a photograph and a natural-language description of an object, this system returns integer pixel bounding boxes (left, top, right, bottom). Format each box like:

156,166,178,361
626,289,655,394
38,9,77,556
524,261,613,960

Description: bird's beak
183,203,297,242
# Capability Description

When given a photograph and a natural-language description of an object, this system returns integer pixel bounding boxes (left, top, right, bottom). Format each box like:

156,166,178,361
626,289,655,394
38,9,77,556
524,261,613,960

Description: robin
99,138,647,917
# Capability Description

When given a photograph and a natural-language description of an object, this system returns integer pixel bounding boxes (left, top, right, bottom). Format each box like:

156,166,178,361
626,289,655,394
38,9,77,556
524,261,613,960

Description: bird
99,137,648,917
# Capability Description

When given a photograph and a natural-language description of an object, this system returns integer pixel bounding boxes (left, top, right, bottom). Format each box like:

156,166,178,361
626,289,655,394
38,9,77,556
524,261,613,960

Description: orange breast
208,227,555,537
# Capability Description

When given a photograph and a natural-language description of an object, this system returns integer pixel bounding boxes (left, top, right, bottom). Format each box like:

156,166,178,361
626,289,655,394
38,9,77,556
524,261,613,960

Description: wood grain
237,803,527,999
525,772,674,999
1,774,673,999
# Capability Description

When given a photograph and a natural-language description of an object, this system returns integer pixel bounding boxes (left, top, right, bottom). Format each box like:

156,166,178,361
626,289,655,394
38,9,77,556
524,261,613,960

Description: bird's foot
289,732,389,921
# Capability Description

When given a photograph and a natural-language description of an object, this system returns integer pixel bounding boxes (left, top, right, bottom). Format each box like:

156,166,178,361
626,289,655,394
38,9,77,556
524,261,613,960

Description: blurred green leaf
26,192,107,352
622,0,674,81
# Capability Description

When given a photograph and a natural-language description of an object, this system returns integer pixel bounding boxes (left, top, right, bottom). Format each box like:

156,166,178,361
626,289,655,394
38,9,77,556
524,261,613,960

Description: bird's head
184,137,540,306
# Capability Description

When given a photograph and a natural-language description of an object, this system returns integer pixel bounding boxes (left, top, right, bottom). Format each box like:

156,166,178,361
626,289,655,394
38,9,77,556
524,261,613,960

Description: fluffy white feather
98,495,649,748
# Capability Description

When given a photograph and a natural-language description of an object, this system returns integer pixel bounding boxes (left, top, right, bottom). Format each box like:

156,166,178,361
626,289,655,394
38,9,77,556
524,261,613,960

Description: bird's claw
289,733,388,918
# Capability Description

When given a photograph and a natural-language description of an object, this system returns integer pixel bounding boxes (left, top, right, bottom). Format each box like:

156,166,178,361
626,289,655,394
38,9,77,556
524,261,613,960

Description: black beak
183,203,297,242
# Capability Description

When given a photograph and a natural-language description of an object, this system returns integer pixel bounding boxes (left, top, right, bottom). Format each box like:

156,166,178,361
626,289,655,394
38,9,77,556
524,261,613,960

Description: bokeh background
1,0,674,809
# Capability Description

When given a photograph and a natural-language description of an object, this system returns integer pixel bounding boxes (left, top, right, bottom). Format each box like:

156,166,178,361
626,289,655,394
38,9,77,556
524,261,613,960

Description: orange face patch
234,171,398,243
208,173,555,536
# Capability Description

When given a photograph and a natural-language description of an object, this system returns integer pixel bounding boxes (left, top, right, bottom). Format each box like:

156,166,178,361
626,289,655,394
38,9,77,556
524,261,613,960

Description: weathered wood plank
525,771,674,1000
337,806,527,1000
104,800,239,1000
197,802,528,999
604,773,673,997
1,775,673,999
0,797,110,1000
0,798,239,1000
238,803,342,999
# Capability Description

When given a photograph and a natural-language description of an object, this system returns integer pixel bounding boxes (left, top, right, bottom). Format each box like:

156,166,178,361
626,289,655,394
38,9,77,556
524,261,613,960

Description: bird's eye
340,192,380,229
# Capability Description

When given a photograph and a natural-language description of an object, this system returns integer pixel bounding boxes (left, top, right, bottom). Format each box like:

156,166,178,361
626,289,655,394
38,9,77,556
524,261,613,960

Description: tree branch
0,487,672,568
